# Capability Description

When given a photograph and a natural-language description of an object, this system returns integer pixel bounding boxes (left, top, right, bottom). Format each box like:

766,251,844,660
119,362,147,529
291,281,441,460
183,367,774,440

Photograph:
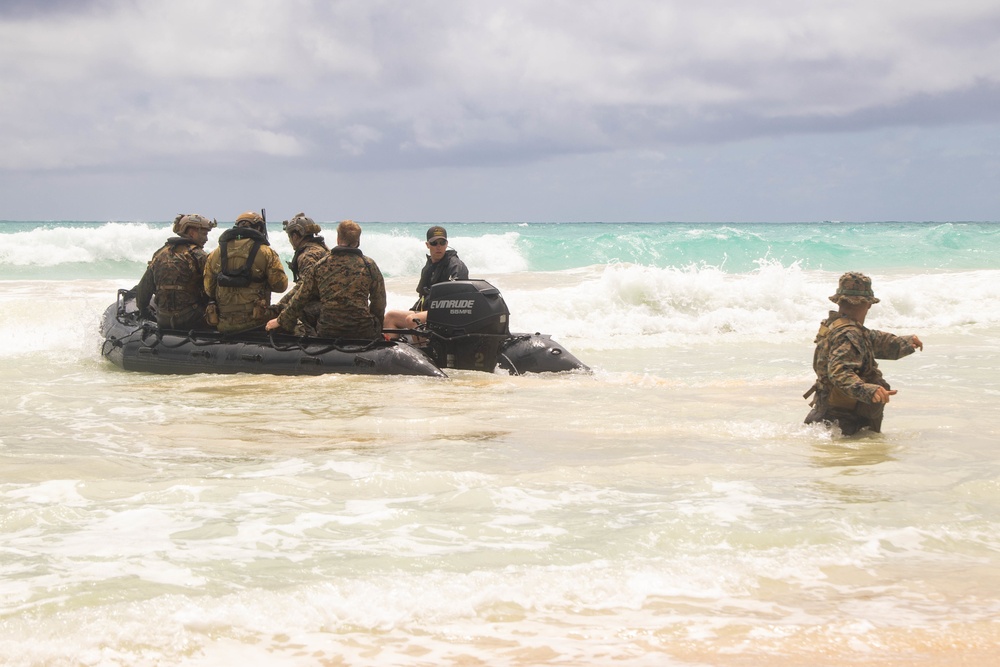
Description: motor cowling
425,280,510,371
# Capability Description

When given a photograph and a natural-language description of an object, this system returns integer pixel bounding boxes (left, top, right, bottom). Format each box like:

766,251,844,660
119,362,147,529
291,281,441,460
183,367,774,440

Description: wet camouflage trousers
804,310,914,435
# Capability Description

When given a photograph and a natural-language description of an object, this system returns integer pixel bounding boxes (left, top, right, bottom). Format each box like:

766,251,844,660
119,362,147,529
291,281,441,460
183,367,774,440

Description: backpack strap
217,238,263,287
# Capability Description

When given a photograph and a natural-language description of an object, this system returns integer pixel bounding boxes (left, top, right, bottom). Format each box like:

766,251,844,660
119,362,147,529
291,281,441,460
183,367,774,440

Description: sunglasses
428,239,448,247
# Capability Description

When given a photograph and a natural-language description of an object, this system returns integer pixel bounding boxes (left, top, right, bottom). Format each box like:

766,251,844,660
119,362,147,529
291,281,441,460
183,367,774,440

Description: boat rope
108,311,389,357
409,325,511,343
267,332,386,356
108,285,497,362
497,351,521,376
100,323,153,356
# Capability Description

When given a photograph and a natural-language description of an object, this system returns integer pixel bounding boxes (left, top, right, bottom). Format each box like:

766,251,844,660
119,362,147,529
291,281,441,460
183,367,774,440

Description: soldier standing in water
804,272,923,435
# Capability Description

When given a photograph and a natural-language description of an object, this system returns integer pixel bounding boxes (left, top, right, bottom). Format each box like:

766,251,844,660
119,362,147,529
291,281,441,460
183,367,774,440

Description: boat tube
99,280,588,377
100,293,446,377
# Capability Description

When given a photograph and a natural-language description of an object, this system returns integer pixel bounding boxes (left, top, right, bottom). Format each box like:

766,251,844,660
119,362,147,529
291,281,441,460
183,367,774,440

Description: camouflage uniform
277,235,328,335
134,237,210,330
276,246,386,339
804,272,918,434
204,225,289,334
134,213,216,329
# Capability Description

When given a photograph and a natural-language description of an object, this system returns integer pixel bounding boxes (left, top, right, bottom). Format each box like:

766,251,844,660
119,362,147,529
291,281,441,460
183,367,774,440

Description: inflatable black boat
100,279,588,377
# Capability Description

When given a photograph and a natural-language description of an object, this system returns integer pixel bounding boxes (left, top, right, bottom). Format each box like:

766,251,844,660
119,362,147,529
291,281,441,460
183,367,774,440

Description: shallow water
3,222,1000,665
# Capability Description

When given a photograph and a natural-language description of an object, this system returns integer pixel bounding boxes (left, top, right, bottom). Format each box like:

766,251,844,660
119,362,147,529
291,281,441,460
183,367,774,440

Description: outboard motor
425,280,510,371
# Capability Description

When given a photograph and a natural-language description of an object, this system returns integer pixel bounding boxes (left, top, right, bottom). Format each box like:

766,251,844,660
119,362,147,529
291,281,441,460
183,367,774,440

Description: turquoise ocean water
2,220,1000,665
2,220,997,278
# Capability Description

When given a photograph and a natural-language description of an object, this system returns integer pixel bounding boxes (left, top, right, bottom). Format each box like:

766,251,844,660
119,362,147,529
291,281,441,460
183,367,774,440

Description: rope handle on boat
100,322,156,355
115,288,142,327
266,331,387,356
382,326,511,343
114,287,392,356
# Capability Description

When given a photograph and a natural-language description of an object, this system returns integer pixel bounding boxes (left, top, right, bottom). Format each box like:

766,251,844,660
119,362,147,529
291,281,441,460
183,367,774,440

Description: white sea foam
0,222,529,278
2,262,998,363
497,262,1000,349
0,222,169,267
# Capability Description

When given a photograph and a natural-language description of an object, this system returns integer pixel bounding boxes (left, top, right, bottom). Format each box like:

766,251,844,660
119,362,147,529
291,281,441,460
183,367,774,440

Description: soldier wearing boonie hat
804,272,924,435
132,213,217,331
829,271,880,306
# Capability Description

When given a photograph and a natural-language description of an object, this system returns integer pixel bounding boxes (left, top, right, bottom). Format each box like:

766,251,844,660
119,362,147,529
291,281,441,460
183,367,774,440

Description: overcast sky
2,0,999,222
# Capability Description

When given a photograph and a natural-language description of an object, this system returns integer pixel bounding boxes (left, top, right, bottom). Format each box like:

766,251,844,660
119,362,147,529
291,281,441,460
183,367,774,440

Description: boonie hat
426,226,448,242
829,271,880,305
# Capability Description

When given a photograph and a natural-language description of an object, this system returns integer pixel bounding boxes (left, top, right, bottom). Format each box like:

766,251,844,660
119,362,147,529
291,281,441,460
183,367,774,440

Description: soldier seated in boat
275,212,328,336
133,213,217,330
204,211,288,334
383,225,469,332
804,272,923,435
265,220,386,340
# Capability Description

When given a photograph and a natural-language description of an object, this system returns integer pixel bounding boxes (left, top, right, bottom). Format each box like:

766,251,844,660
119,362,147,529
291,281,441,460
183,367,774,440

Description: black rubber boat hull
497,333,589,375
100,282,590,377
100,302,446,377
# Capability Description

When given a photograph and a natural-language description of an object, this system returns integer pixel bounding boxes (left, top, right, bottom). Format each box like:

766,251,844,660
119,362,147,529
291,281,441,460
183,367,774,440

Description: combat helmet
282,212,321,237
829,271,880,305
234,210,267,235
172,213,217,235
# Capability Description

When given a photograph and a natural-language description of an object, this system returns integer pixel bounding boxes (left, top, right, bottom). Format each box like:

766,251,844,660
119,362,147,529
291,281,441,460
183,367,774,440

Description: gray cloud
0,0,108,19
2,0,999,220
